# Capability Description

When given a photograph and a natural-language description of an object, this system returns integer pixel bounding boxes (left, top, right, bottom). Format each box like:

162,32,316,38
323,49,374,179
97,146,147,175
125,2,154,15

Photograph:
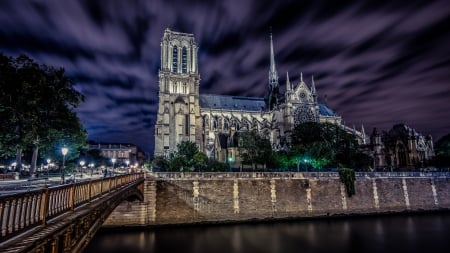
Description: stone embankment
103,172,450,227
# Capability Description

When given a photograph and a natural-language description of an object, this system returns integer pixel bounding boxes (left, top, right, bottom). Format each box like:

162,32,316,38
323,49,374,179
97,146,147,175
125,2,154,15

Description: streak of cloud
1,0,449,154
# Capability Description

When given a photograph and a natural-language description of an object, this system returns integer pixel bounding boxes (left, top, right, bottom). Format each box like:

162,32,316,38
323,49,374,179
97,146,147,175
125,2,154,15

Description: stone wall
103,173,450,227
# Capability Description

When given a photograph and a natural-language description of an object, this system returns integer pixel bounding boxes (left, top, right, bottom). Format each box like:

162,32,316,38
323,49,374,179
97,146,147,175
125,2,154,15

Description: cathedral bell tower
154,28,202,158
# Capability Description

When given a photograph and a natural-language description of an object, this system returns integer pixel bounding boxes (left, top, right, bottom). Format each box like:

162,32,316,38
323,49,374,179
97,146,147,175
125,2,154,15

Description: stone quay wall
103,172,450,227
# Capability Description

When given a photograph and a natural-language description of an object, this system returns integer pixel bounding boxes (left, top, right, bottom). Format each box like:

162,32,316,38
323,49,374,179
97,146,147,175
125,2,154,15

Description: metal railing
0,172,144,243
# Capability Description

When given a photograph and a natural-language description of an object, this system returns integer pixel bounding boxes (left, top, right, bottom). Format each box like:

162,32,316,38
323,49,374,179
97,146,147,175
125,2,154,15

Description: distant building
154,28,365,167
88,141,147,166
369,124,434,170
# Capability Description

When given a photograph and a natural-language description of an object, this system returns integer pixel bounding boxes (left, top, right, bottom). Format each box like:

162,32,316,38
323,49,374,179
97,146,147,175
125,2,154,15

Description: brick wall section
238,180,273,218
103,179,155,226
274,179,309,217
309,179,343,215
346,179,376,213
197,180,234,221
406,178,436,210
375,178,406,211
435,178,450,209
102,173,450,227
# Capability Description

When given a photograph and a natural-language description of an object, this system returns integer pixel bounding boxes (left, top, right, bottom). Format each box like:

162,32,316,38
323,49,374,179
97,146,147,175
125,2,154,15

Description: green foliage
0,53,86,172
170,156,188,172
176,141,199,161
193,152,208,171
206,159,229,172
434,134,450,167
237,130,273,170
273,151,290,170
338,168,356,197
152,156,170,171
290,122,371,170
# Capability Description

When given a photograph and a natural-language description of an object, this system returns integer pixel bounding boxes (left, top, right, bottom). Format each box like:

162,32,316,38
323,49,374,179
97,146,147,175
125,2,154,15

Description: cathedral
153,28,365,167
369,124,434,170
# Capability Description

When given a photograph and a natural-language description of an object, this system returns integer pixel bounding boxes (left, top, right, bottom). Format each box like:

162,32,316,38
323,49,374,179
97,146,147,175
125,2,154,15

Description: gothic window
172,46,178,72
183,83,187,94
185,115,189,136
233,119,239,130
243,120,249,130
217,117,223,130
224,119,229,131
182,47,187,73
293,105,315,126
213,117,218,130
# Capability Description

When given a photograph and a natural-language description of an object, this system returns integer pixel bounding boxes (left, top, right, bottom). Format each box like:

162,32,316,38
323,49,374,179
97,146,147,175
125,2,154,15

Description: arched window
224,119,229,131
182,47,187,73
172,46,178,72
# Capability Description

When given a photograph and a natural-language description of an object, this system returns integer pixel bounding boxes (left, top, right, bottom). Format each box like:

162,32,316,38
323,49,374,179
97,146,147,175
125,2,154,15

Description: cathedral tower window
172,46,178,72
185,115,189,136
182,47,187,73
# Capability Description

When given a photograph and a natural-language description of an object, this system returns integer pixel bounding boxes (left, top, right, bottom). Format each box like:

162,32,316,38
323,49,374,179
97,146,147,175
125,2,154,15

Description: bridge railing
0,172,144,243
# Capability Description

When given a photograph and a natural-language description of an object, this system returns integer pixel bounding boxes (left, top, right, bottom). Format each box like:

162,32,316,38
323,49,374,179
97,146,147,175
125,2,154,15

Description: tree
0,53,86,175
237,130,273,170
434,134,450,168
174,140,199,169
193,152,208,171
290,122,371,170
170,156,187,172
176,141,199,160
152,156,170,171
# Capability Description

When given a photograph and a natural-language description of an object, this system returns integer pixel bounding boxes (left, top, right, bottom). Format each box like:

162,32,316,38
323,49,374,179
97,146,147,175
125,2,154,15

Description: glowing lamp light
61,147,68,156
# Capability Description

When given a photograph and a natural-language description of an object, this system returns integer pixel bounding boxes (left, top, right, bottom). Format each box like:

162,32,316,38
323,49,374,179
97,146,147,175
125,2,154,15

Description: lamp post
111,158,116,176
89,163,94,176
79,160,85,178
125,160,130,173
61,147,68,184
46,158,51,176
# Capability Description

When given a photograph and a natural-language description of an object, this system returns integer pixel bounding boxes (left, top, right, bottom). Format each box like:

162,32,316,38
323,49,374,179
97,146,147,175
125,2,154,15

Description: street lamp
89,163,94,176
111,158,116,176
79,160,85,178
61,147,68,184
125,160,130,173
46,158,51,176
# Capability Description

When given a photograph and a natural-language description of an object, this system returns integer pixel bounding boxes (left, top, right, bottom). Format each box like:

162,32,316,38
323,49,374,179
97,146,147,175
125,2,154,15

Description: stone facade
154,28,363,165
103,173,450,227
368,124,435,170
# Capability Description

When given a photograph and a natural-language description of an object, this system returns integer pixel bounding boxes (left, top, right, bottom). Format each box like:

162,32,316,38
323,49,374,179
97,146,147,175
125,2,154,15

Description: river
84,213,450,253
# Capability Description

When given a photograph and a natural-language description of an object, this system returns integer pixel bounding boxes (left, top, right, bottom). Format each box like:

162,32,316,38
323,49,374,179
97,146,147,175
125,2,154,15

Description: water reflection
85,213,450,253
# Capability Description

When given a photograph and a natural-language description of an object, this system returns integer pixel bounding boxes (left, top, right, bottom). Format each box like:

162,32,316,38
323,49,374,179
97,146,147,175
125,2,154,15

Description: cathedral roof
200,94,265,111
318,104,338,117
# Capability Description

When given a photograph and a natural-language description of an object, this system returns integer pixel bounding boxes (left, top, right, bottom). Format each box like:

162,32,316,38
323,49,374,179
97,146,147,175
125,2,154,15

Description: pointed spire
300,72,303,83
361,124,366,144
311,75,316,95
269,30,278,88
286,72,291,91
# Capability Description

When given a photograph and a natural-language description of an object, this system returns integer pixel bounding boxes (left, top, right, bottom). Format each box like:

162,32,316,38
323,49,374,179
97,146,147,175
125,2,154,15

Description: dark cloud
1,0,449,155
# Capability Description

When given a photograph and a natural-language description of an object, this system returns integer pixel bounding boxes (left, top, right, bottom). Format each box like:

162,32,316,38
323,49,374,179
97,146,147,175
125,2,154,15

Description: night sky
1,0,449,155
